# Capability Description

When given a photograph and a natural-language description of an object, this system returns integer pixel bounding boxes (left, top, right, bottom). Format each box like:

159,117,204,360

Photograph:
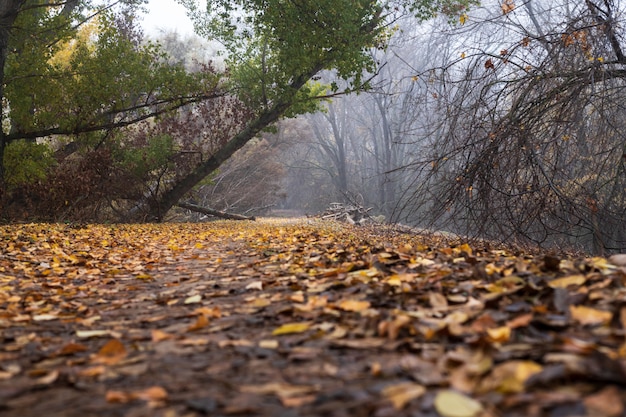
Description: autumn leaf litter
1,218,626,417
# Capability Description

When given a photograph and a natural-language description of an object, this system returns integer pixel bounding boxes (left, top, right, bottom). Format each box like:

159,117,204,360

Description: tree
136,0,477,220
0,1,220,207
396,0,626,253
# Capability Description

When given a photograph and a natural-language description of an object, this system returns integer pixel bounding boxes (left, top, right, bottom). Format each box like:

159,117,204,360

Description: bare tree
397,0,626,254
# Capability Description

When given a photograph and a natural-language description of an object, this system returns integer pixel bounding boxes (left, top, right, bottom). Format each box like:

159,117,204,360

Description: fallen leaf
429,292,448,309
193,306,222,318
272,322,312,335
57,342,89,355
35,370,59,385
570,305,613,326
106,386,168,404
548,275,586,289
76,330,115,339
434,390,483,417
487,326,511,342
584,385,624,417
32,313,59,322
245,281,263,290
184,294,202,304
382,382,426,409
78,365,106,377
337,299,371,312
188,314,210,331
151,330,174,342
93,338,127,365
479,360,543,393
258,340,279,349
240,382,318,398
132,386,169,402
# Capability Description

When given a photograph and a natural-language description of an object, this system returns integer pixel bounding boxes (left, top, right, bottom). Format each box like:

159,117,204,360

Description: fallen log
177,202,256,221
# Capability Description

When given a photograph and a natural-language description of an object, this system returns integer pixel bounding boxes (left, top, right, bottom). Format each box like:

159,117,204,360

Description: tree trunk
177,202,255,221
146,100,291,220
0,1,24,185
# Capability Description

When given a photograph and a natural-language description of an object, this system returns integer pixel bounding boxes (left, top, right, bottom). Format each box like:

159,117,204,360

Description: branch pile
319,202,372,225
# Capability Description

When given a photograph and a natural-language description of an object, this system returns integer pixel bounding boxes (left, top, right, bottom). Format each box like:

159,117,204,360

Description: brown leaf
382,382,426,410
501,0,515,14
584,385,624,417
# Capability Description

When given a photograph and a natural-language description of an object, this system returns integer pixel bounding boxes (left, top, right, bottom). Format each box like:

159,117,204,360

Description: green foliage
4,5,219,138
117,134,175,179
3,140,55,189
180,0,476,116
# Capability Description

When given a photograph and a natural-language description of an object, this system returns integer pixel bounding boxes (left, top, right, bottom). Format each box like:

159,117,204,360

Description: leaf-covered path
1,219,625,417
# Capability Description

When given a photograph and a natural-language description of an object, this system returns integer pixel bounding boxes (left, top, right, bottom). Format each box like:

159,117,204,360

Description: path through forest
1,218,626,417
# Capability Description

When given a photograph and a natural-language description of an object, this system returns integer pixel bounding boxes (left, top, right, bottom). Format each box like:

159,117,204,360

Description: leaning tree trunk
144,64,326,221
146,100,291,221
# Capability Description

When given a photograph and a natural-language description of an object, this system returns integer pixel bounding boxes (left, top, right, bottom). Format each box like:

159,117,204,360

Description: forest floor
1,218,626,417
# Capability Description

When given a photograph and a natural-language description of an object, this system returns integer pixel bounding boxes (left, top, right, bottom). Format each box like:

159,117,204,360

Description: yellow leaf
459,13,468,25
249,298,271,308
272,322,312,336
458,243,473,256
184,294,202,304
479,360,542,394
382,382,426,409
570,305,612,326
135,273,153,281
487,326,511,342
434,390,483,417
547,275,586,289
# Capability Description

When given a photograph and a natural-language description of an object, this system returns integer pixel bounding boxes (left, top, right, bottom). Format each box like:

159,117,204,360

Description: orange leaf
58,342,88,356
151,330,174,342
132,386,168,402
93,339,127,365
188,314,210,331
338,299,371,312
487,326,511,342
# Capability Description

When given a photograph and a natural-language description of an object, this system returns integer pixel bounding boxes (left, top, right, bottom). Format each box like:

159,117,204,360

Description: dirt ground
1,218,626,417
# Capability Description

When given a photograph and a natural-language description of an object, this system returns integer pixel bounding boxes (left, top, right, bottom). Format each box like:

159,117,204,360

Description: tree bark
177,202,255,221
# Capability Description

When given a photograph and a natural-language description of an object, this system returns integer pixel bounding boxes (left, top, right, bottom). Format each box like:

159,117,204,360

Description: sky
142,0,194,36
